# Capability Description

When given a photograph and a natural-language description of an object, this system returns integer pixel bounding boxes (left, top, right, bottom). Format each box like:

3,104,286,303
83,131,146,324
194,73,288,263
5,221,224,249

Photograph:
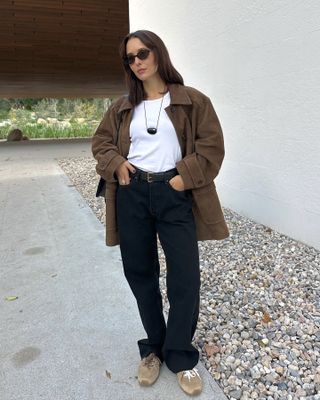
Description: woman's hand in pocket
169,175,185,191
116,161,136,185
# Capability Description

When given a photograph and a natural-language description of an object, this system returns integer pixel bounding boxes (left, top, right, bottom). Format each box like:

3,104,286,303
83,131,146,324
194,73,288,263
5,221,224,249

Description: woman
92,30,229,396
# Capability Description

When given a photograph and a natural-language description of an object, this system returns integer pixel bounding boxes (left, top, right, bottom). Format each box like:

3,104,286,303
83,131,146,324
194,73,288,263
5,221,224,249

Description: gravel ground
59,157,320,400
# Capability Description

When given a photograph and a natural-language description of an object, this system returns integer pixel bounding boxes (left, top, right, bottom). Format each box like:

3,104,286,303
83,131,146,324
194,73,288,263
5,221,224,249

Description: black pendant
147,127,157,135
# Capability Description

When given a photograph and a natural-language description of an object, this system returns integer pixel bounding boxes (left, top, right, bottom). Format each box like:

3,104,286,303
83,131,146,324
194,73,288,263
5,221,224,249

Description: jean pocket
166,180,188,195
118,174,138,188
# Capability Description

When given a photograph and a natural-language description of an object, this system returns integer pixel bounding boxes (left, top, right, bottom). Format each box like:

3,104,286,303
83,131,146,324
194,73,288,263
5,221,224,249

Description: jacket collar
168,83,192,105
117,95,132,113
117,83,192,114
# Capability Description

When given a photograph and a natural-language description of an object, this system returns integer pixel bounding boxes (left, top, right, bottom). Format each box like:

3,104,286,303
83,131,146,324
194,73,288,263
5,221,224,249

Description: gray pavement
0,139,228,400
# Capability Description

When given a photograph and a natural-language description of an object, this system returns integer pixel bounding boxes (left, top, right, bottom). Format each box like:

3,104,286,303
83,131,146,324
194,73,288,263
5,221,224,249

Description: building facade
129,0,320,250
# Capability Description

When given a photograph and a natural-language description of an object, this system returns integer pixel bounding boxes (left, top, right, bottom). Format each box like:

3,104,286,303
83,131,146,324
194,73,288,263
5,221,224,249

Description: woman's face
126,37,159,82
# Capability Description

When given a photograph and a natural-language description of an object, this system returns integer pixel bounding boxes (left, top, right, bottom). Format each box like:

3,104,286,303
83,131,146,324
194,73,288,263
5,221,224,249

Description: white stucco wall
129,0,320,250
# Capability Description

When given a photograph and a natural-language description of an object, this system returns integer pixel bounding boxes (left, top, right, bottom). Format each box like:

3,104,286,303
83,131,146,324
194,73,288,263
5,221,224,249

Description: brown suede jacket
92,83,229,246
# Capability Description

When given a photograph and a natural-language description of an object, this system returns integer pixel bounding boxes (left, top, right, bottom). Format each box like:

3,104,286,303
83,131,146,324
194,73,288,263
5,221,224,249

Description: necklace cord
143,95,165,134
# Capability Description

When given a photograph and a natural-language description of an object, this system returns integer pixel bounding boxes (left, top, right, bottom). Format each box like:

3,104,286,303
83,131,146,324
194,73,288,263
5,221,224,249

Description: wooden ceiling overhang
0,0,129,98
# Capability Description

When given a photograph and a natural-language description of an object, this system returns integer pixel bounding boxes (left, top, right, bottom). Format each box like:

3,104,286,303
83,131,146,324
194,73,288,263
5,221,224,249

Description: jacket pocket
192,182,225,224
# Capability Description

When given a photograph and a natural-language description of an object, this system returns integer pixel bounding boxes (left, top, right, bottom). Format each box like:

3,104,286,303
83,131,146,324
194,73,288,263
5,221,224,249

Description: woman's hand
169,175,185,191
116,161,136,185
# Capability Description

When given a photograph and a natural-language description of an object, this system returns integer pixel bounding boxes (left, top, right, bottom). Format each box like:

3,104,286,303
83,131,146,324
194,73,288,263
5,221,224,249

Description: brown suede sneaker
177,368,202,396
138,353,162,386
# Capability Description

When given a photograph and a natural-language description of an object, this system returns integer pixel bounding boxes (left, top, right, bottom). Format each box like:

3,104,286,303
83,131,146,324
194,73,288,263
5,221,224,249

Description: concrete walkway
0,139,228,400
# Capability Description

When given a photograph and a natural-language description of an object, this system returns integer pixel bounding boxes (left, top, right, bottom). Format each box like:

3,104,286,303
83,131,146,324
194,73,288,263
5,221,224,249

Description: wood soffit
0,0,129,98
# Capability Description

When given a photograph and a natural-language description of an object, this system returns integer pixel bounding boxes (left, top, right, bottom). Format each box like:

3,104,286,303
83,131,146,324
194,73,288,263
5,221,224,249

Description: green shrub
0,97,109,140
33,99,60,119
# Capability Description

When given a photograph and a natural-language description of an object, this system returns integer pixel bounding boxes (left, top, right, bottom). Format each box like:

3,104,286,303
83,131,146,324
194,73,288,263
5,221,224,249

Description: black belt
132,167,178,183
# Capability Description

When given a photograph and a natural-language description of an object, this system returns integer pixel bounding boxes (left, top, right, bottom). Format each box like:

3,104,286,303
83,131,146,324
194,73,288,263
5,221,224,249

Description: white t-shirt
127,92,182,172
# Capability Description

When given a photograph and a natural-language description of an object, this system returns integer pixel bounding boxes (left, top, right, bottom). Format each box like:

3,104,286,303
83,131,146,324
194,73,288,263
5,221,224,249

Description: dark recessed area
0,0,129,98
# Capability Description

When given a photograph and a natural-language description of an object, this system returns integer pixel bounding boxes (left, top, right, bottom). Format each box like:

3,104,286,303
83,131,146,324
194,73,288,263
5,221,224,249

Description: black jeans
116,173,200,373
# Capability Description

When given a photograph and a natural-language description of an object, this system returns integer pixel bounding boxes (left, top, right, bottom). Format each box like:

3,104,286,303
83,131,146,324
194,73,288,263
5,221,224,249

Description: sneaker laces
182,368,200,381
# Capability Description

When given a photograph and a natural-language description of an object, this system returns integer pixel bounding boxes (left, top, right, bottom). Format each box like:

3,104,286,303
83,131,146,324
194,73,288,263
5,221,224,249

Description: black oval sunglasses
124,48,151,65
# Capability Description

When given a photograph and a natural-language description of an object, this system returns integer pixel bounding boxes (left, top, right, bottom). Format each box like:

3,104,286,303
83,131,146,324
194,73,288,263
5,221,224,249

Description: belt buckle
147,172,153,183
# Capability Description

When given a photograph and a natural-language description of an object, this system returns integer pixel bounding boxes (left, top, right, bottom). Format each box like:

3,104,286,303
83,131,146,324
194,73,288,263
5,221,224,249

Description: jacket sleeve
176,95,225,190
91,103,127,183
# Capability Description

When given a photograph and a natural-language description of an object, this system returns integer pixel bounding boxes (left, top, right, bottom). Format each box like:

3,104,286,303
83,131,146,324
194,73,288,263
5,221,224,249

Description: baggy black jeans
116,172,200,373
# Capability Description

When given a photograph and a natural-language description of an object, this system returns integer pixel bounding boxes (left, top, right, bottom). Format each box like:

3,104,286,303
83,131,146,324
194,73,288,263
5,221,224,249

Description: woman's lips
137,69,146,74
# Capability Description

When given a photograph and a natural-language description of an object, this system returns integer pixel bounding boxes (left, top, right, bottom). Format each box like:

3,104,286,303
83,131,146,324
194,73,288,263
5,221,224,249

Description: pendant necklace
143,94,165,135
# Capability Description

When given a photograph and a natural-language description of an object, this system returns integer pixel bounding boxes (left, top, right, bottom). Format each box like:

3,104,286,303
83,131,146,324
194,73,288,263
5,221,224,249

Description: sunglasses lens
137,49,150,60
126,56,135,65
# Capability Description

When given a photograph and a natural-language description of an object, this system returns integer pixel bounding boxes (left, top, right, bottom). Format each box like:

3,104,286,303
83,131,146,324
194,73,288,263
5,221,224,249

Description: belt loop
133,167,141,181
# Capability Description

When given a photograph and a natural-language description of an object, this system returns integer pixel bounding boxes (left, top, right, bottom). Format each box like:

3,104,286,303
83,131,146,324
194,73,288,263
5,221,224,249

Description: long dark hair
119,30,184,106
